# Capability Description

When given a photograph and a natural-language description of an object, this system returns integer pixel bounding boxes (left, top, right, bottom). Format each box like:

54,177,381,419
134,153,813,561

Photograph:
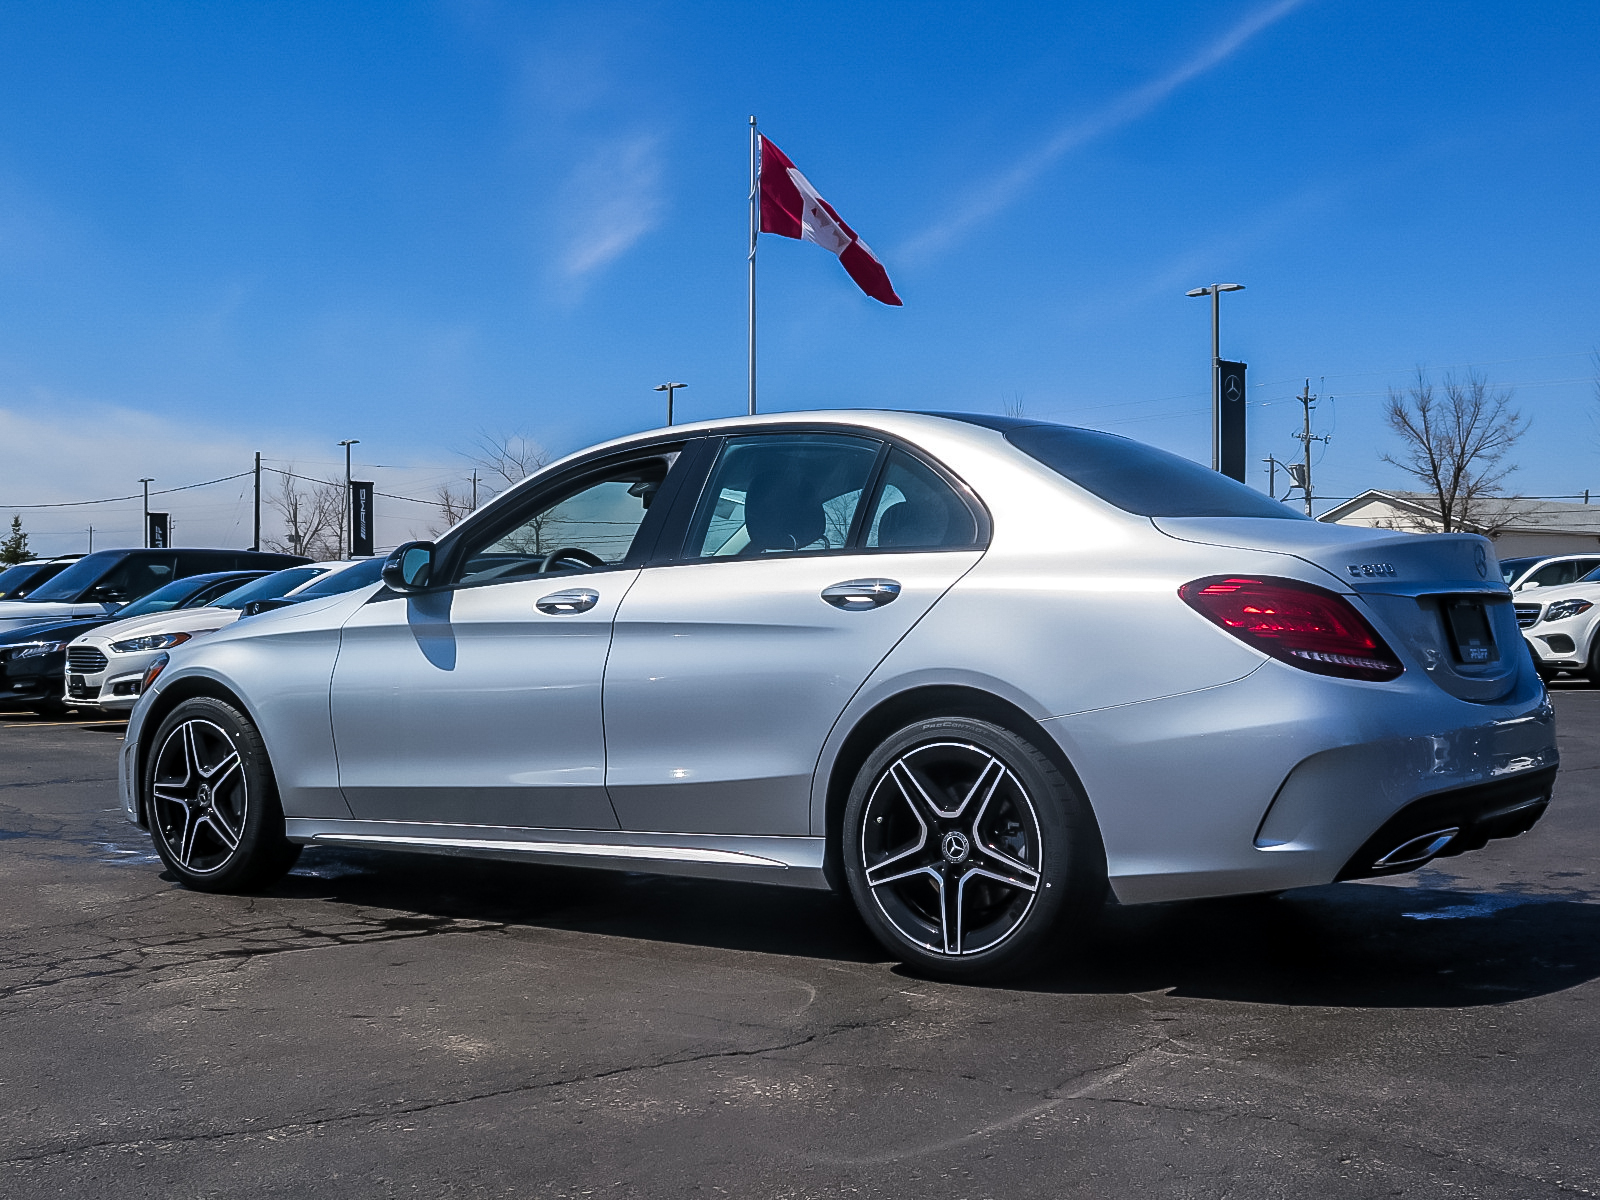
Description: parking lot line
0,719,129,729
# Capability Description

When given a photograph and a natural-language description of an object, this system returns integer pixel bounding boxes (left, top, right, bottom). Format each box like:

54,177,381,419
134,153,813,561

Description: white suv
1515,571,1600,679
1500,553,1600,592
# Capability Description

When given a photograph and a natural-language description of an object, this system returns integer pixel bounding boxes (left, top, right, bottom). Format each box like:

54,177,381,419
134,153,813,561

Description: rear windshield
1003,425,1307,520
291,557,385,597
212,565,329,609
115,574,254,619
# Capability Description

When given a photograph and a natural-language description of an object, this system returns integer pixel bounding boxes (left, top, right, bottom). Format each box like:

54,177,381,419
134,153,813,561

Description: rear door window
686,434,882,559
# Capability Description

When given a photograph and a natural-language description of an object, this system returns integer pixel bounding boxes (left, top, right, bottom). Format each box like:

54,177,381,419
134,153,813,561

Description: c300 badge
1347,562,1397,578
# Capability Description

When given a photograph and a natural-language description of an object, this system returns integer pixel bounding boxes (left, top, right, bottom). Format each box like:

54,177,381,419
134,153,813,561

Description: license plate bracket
1441,597,1500,665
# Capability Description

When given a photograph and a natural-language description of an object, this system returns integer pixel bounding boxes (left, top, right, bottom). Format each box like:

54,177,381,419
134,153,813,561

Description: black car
0,547,308,630
0,570,270,715
0,556,83,600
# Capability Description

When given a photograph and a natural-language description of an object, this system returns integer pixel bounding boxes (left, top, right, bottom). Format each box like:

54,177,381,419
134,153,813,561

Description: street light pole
654,382,687,427
337,440,360,558
1184,283,1244,470
138,478,154,548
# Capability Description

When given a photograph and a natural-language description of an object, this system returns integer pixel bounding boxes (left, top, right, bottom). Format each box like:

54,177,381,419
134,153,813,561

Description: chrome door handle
821,578,901,611
536,587,600,615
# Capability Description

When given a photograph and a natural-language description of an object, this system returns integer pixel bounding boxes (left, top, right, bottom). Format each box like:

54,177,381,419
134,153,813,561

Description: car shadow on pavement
267,846,888,964
1026,883,1600,1007
257,847,1600,1005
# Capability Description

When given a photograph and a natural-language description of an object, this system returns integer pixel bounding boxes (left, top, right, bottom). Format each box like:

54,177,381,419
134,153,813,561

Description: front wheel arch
135,676,261,826
821,685,1104,893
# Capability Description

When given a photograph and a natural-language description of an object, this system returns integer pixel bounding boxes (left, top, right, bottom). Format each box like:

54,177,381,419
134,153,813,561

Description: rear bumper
1335,765,1556,880
1043,660,1558,905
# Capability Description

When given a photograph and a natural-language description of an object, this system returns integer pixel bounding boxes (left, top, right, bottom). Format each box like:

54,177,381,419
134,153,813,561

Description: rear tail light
1179,575,1404,682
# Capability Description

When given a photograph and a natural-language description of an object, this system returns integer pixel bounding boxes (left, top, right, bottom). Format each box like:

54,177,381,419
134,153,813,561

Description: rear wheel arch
820,684,1104,892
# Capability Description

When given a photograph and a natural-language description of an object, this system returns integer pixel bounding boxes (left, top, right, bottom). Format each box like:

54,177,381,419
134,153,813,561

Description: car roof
468,410,1012,517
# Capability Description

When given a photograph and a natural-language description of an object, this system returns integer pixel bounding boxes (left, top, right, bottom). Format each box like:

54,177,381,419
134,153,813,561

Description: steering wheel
538,546,604,573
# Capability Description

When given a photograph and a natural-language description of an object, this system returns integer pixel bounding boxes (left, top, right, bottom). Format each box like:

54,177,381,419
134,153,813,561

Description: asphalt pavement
2,690,1598,1198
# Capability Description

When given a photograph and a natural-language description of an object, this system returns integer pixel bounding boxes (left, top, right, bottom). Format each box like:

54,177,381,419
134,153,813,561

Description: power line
0,471,253,509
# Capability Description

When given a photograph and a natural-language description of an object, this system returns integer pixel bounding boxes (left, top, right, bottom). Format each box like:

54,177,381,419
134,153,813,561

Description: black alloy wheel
145,696,301,892
843,717,1105,981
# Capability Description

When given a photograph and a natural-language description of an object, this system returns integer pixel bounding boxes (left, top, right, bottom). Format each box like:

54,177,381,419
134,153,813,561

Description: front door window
457,459,672,586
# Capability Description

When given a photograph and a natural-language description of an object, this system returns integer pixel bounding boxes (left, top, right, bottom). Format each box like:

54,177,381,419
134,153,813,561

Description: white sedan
118,411,1557,980
67,561,367,713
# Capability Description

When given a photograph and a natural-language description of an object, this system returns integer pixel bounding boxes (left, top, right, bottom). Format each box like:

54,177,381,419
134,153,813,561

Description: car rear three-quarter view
117,410,1558,980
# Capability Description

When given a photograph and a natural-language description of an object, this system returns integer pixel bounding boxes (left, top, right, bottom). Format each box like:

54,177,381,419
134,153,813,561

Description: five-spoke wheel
844,717,1104,980
151,717,248,875
145,696,300,892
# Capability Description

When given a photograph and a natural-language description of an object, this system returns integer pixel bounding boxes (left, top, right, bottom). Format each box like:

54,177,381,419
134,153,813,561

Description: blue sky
0,0,1596,553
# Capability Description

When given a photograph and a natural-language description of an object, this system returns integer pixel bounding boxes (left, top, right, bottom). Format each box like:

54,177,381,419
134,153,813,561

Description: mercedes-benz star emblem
941,831,971,863
1474,544,1488,579
197,784,212,808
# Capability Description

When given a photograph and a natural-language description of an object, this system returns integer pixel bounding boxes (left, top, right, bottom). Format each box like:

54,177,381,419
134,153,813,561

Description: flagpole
747,114,758,416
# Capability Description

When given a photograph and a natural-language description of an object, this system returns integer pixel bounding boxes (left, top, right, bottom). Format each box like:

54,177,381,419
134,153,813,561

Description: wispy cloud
556,133,664,280
902,0,1310,261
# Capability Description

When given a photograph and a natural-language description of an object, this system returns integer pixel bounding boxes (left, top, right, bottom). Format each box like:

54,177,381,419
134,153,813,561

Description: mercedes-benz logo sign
197,784,212,808
1474,544,1488,580
941,831,971,863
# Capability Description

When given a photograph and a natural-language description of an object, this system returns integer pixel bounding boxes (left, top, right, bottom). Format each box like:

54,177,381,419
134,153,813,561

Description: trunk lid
1154,517,1520,702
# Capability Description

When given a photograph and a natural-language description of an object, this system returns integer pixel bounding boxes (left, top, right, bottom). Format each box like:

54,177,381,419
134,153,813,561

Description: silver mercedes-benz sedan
118,411,1557,979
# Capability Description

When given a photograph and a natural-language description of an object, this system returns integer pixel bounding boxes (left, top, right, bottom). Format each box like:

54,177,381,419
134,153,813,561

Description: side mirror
1521,581,1540,590
382,542,435,594
242,597,297,617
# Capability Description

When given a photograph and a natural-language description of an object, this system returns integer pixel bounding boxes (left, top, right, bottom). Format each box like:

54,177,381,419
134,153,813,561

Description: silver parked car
118,412,1557,979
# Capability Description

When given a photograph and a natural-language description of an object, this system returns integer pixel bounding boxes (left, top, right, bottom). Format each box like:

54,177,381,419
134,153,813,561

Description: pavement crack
0,1018,896,1168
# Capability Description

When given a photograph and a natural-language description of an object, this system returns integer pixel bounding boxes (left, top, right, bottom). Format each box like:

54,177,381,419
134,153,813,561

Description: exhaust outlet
1373,827,1460,870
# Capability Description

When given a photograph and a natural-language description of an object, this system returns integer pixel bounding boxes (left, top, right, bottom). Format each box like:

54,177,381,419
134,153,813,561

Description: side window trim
632,437,719,566
845,443,893,549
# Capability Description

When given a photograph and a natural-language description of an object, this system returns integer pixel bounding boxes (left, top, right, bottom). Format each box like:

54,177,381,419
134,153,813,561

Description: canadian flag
759,135,903,306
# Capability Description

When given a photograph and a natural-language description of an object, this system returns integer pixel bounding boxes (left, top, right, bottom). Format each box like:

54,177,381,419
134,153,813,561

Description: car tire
842,716,1106,982
1584,638,1600,687
144,696,301,893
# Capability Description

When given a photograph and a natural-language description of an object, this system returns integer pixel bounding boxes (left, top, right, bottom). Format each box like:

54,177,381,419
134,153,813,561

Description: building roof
1318,490,1600,535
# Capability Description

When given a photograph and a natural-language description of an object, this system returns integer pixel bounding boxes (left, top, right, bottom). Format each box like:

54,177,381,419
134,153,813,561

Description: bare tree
427,429,554,538
425,483,474,538
469,430,551,500
264,470,345,559
1381,368,1526,533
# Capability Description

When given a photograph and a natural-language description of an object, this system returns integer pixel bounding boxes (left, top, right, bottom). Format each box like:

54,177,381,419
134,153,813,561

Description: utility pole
138,478,154,548
337,439,360,558
471,470,479,512
252,452,262,551
87,526,93,553
1263,456,1278,500
1290,380,1331,518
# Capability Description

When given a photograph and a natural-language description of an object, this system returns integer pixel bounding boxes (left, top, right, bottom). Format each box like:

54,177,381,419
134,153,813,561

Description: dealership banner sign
350,481,374,558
